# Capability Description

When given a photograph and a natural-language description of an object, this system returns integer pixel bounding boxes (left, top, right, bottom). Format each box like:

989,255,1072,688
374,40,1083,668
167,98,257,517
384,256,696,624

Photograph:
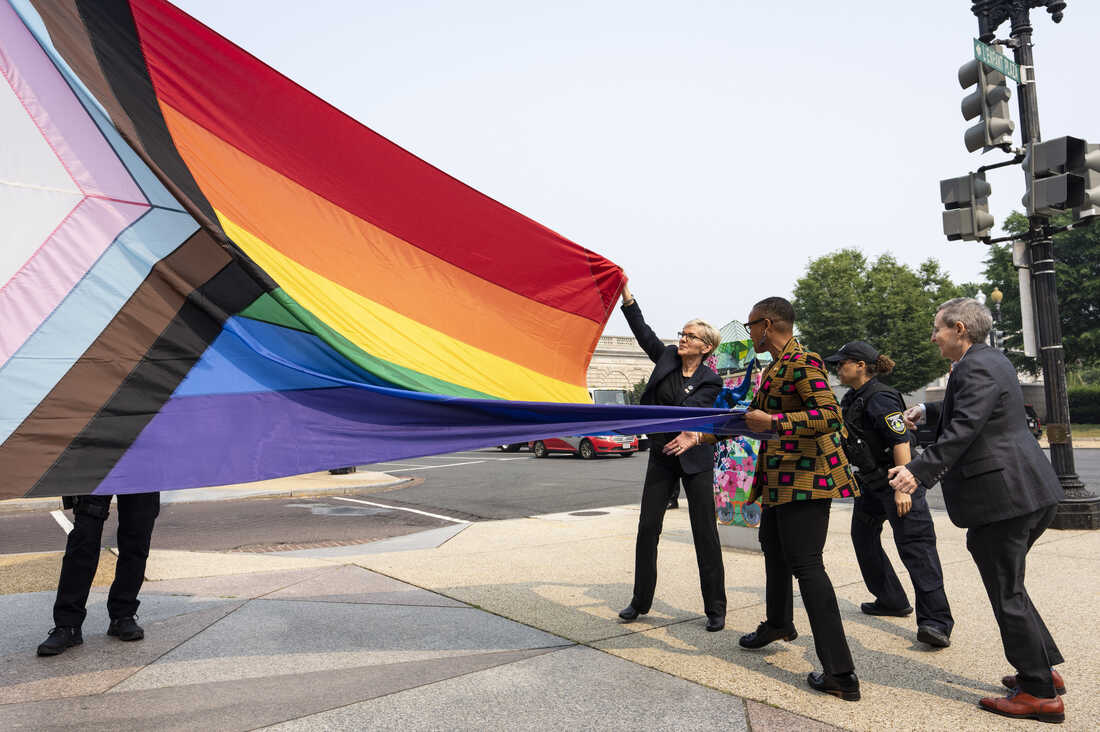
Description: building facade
585,334,674,392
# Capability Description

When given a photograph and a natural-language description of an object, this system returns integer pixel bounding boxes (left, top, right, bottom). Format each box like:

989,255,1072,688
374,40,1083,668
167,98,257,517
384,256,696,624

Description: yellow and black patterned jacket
748,338,858,506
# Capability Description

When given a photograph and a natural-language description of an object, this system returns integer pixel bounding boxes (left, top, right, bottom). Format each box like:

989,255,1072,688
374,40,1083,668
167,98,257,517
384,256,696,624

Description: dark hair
752,296,795,325
867,354,895,376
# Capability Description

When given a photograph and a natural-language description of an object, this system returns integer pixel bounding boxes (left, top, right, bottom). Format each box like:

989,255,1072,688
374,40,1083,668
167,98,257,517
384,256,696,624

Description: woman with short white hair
617,282,727,633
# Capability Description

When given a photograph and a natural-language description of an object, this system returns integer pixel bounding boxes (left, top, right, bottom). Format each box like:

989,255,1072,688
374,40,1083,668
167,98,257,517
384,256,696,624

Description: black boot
107,616,144,641
37,626,83,656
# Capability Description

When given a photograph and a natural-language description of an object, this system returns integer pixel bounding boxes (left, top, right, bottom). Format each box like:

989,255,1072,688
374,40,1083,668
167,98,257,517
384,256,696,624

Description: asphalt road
359,447,648,520
2,447,1096,556
920,447,1100,512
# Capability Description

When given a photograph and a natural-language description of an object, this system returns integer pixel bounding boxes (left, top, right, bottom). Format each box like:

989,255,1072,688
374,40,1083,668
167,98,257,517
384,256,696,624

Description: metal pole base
1052,477,1100,529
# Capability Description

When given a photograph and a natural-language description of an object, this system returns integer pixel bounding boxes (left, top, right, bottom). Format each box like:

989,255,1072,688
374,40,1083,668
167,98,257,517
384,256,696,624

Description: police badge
885,412,907,435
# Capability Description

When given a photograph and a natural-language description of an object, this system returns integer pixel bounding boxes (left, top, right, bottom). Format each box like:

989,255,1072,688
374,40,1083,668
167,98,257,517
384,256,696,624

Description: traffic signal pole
971,0,1098,529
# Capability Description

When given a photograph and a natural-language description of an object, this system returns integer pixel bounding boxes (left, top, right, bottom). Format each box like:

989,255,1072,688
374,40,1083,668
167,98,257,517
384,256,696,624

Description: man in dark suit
889,297,1066,724
617,283,726,631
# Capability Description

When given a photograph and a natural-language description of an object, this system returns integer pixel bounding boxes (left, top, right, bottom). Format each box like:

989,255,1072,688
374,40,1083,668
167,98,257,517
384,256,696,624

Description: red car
530,434,638,459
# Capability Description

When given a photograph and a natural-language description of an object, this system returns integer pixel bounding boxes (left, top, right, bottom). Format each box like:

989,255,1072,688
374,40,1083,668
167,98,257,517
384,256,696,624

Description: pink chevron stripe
0,196,146,366
0,1,144,201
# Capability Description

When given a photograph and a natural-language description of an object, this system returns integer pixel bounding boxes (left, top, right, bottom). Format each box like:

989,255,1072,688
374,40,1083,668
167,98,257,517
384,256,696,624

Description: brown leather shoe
979,690,1064,724
1001,669,1066,696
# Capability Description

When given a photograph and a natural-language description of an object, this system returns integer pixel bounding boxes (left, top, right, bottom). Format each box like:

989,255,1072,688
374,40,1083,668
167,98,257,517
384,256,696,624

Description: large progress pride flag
0,0,750,499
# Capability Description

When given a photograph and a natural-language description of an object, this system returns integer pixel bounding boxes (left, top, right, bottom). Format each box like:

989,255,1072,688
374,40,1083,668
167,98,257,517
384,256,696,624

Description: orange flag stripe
160,103,600,385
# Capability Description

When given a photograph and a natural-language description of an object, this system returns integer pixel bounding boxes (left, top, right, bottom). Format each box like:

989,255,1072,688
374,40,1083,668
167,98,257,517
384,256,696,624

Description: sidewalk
0,500,1095,730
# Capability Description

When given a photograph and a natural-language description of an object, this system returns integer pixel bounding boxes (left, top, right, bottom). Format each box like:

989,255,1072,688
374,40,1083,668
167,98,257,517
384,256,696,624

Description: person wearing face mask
826,341,953,650
890,298,1066,723
683,296,861,701
617,282,726,633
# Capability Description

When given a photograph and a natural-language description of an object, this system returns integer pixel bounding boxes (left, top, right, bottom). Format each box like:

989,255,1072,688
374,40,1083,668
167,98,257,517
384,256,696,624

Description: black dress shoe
808,671,861,701
739,622,798,649
705,615,725,632
107,616,144,642
860,600,913,617
666,498,679,510
618,604,644,621
917,625,950,648
37,626,82,656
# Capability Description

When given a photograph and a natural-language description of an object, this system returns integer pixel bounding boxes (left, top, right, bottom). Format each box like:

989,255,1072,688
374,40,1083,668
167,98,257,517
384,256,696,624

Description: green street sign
974,38,1020,83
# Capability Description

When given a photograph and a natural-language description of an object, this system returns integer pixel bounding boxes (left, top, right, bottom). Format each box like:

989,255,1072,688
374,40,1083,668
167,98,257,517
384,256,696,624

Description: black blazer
622,300,722,474
907,343,1063,528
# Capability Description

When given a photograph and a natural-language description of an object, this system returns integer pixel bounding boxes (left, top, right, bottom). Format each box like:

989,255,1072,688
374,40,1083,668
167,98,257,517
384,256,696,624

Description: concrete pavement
0,490,1096,729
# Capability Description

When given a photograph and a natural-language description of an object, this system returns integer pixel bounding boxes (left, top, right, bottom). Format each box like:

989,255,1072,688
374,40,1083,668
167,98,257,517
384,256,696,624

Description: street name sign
973,39,1020,83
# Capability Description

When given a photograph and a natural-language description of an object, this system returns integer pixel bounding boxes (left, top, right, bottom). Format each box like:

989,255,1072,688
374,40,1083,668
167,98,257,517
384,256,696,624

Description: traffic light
959,58,1014,152
1022,136,1100,220
1073,142,1100,222
940,172,993,241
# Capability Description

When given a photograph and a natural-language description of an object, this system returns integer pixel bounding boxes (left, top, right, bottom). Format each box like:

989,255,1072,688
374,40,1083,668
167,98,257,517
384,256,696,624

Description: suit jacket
907,343,1063,528
747,338,857,506
622,300,721,474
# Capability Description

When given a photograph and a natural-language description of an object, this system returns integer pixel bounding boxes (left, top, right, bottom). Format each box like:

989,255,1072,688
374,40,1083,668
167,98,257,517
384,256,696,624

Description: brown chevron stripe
30,0,221,227
0,230,233,500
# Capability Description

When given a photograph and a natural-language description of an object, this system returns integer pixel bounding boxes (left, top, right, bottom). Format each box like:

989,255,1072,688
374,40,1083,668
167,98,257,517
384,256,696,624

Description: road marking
411,454,496,459
330,496,470,524
50,510,74,535
373,460,487,472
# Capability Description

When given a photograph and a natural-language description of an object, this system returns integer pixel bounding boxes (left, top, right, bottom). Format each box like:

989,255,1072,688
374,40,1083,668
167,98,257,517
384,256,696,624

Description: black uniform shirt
649,370,685,449
842,379,910,447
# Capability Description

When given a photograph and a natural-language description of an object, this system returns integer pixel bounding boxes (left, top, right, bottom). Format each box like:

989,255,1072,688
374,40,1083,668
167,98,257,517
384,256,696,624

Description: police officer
36,492,161,656
826,341,954,649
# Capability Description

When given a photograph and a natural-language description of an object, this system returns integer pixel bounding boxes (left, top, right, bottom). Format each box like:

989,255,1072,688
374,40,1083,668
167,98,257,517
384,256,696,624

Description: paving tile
0,600,241,704
745,700,843,731
141,549,335,581
0,648,553,731
142,565,338,599
263,564,465,606
112,598,569,690
261,645,749,732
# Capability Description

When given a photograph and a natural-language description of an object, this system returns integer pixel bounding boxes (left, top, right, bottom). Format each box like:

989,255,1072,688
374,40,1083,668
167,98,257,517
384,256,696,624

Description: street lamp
989,286,1004,350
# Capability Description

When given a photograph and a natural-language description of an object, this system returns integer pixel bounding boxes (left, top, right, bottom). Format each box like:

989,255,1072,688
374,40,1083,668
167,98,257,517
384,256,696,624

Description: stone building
585,334,674,392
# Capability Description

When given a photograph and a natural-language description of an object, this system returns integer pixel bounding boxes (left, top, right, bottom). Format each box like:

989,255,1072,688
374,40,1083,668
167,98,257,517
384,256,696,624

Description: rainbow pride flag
0,0,750,499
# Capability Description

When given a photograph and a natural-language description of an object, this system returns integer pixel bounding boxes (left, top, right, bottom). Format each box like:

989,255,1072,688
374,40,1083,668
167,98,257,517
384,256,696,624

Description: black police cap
824,341,879,365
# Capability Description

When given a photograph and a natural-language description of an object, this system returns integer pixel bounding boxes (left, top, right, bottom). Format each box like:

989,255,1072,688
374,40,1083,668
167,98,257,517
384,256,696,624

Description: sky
175,0,1100,339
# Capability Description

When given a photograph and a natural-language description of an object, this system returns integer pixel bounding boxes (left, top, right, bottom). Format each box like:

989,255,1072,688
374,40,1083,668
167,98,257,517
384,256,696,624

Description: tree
984,212,1100,373
793,249,971,393
628,377,648,405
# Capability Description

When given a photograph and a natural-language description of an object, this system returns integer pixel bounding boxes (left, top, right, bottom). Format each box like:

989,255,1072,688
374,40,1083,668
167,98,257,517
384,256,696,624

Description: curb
0,475,413,515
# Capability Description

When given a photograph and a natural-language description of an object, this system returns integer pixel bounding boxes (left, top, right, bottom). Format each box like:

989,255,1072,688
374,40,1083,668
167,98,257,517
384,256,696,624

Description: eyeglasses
677,331,706,343
744,318,767,328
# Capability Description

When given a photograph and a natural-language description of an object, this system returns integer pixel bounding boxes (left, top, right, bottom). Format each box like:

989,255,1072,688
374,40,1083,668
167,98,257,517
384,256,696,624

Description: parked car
915,403,1042,448
530,434,638,459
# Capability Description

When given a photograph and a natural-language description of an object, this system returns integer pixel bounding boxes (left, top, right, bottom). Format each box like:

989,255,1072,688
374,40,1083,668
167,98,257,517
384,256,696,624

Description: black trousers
53,493,160,628
851,483,953,634
632,451,726,618
966,503,1063,698
760,499,854,675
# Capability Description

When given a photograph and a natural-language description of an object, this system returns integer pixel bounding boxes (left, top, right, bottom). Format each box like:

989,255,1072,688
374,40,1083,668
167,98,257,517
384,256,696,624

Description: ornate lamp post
990,286,1004,350
968,0,1098,529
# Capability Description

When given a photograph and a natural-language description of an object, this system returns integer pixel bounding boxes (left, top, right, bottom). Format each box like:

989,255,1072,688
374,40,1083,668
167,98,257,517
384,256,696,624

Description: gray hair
684,318,721,356
937,297,993,344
